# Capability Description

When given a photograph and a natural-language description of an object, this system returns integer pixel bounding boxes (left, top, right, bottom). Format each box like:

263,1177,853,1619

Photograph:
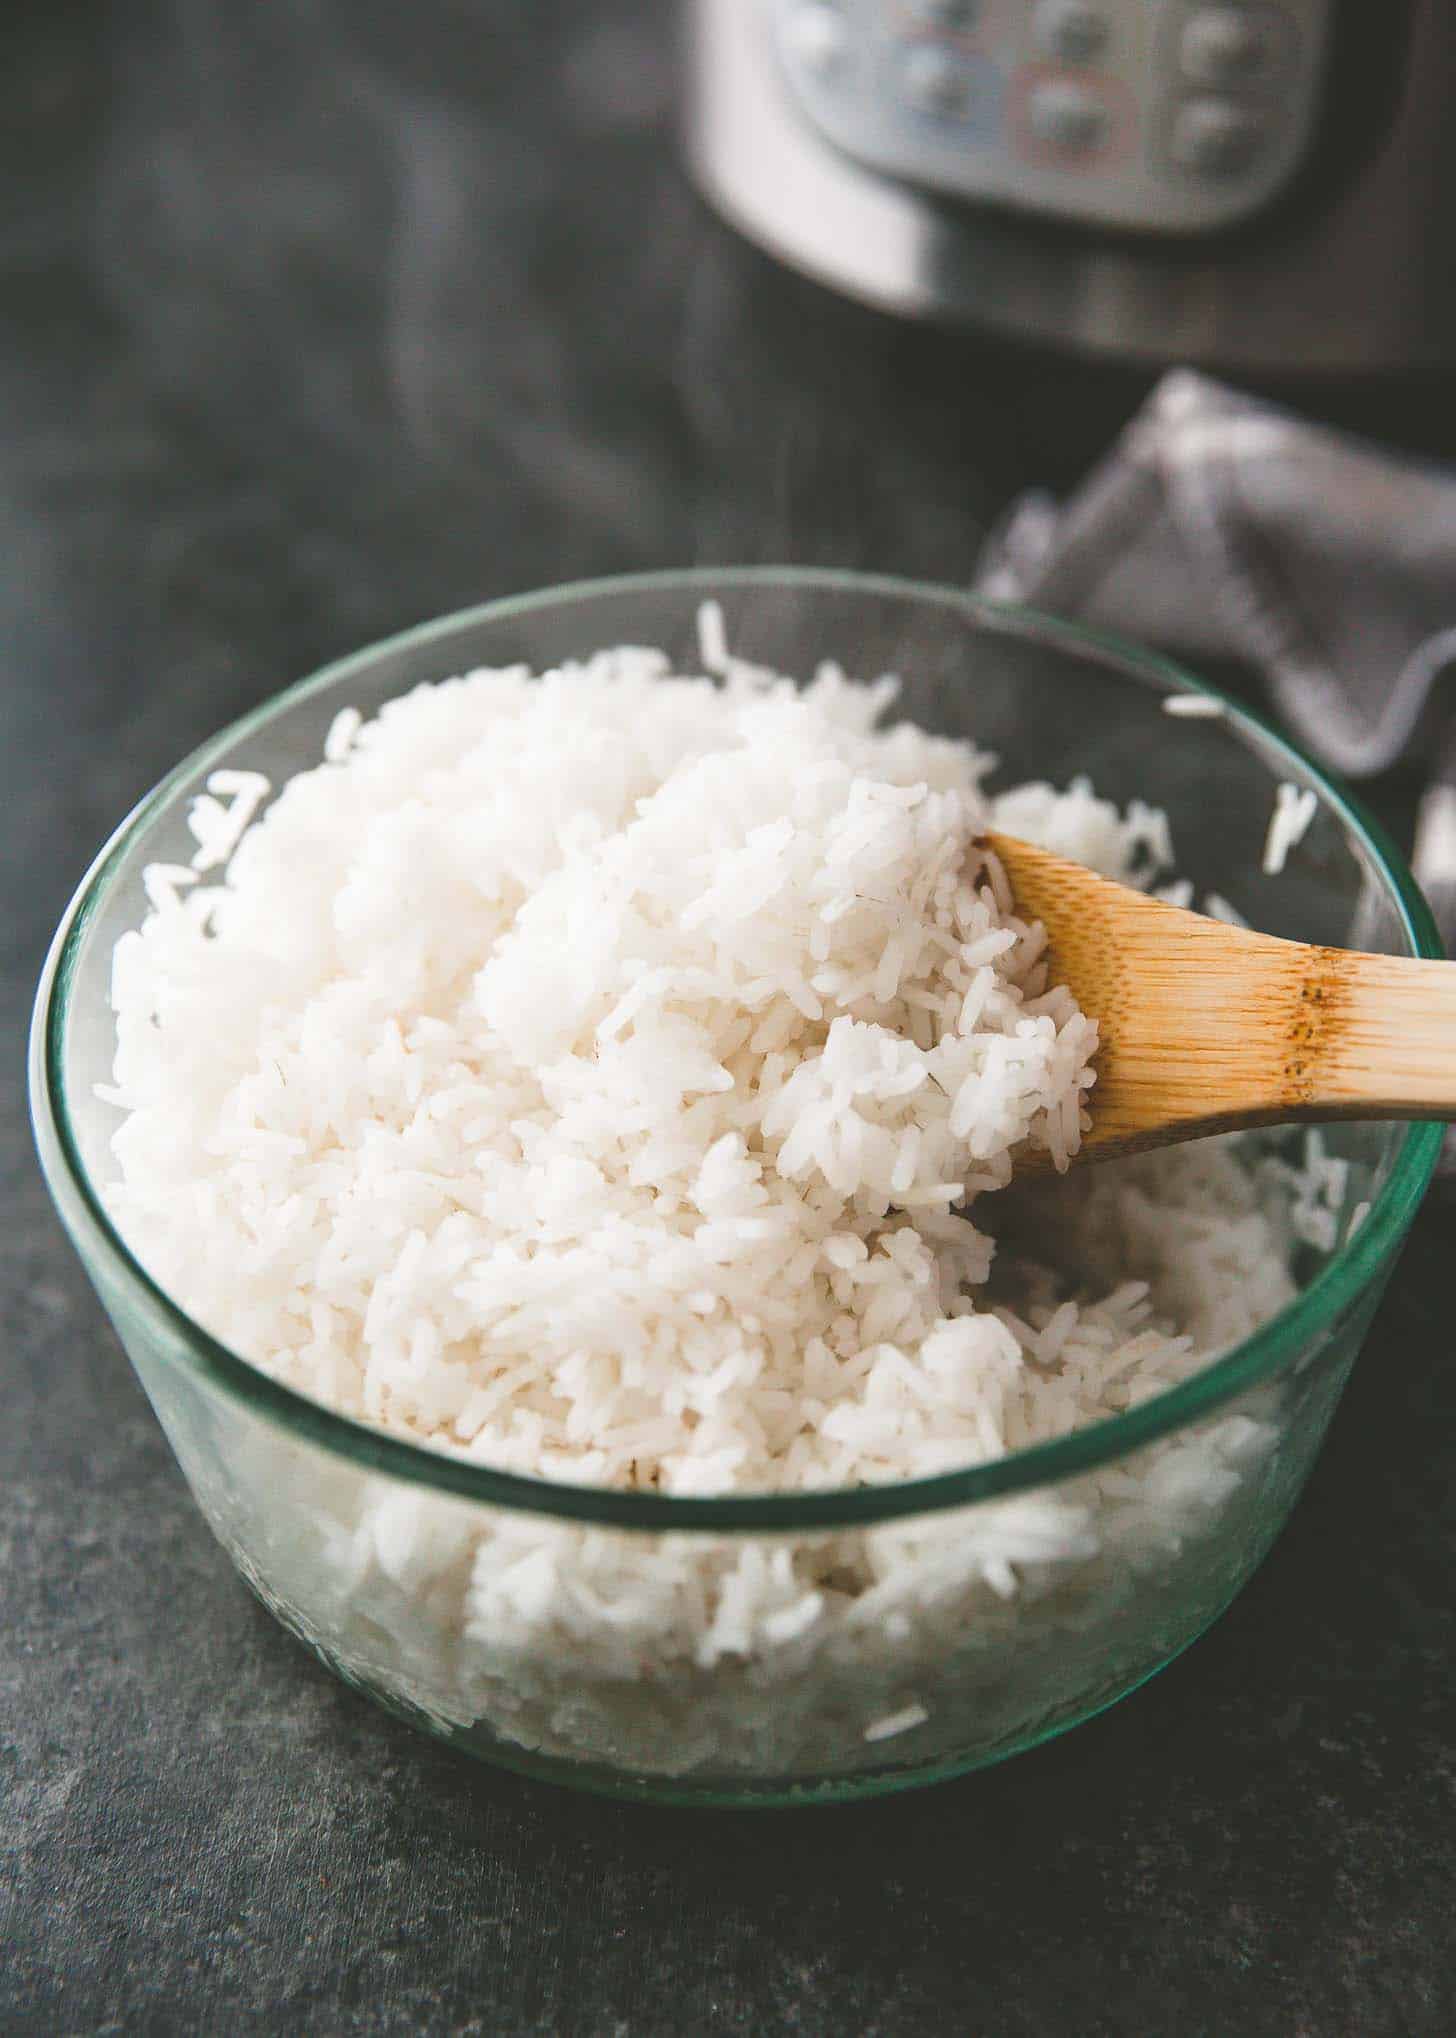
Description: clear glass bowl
30,570,1442,1805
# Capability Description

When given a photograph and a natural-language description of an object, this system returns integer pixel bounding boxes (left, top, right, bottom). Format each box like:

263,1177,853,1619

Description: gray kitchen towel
975,370,1456,951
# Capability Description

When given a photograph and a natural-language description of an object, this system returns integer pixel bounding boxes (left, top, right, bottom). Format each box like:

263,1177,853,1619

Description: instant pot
686,1,1454,373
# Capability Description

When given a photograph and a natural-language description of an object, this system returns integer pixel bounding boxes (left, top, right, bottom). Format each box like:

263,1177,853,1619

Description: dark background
3,2,1454,2031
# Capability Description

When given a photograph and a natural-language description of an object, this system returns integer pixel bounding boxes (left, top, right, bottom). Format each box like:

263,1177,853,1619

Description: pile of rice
99,619,1315,1766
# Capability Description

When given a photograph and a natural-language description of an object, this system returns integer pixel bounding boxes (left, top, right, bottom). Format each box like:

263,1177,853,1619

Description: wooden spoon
985,830,1456,1167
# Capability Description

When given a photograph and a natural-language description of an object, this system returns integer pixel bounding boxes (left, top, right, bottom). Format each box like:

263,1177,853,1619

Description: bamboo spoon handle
984,831,1456,1166
1280,949,1456,1115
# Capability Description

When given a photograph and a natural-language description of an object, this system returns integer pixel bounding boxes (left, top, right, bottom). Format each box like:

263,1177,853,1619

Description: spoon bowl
988,830,1456,1167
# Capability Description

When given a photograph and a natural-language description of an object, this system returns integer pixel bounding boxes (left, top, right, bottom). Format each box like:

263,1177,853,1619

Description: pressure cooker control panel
768,0,1334,233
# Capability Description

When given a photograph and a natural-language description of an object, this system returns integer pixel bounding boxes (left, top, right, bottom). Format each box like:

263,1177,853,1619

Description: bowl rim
31,566,1444,1533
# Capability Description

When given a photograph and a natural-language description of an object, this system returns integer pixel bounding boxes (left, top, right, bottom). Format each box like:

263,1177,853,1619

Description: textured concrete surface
3,2,1455,2031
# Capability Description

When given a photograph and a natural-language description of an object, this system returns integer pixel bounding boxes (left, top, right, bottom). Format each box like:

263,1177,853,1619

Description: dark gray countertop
4,3,1455,2031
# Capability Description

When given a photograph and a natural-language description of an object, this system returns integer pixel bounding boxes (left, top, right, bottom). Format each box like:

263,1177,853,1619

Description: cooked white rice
1263,780,1318,876
1161,693,1225,719
97,629,1325,1769
1204,890,1249,928
104,643,1140,1495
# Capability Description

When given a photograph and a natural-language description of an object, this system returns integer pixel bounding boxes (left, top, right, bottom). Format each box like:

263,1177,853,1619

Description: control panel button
1033,1,1110,67
903,0,981,28
1170,96,1266,174
1180,7,1289,89
781,1,850,77
899,43,980,119
1026,78,1109,152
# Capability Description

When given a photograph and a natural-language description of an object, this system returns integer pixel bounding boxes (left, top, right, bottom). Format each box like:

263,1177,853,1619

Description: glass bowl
30,569,1442,1806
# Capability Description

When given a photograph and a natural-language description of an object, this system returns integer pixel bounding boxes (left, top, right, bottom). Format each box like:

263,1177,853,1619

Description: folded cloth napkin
975,370,1456,951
